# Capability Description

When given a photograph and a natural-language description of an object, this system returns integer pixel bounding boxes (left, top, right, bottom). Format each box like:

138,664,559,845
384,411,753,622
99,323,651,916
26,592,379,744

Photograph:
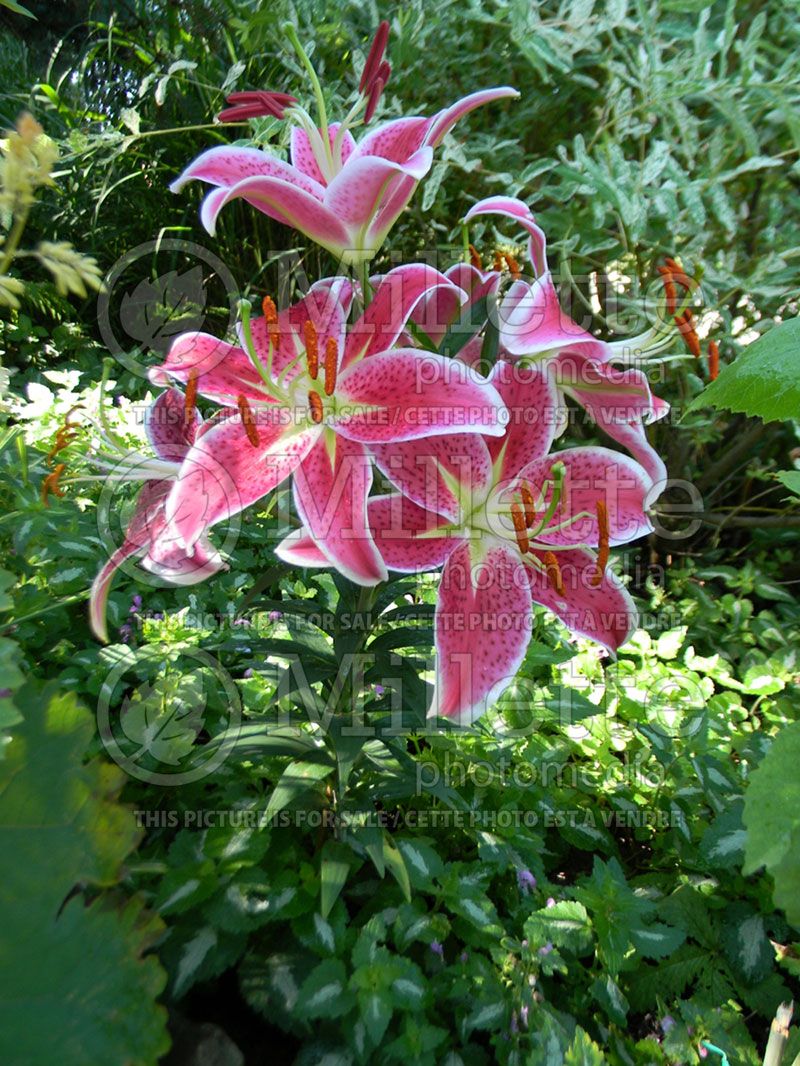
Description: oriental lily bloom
406,261,502,366
88,388,224,642
149,267,507,586
279,360,652,725
170,21,517,264
462,196,670,491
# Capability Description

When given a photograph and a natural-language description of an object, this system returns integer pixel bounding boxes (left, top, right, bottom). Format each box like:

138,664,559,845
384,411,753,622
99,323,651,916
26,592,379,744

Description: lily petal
292,433,388,586
145,387,199,460
425,87,520,148
290,123,356,184
345,264,466,367
487,360,559,485
150,333,266,405
430,538,532,726
200,175,351,255
333,349,506,443
499,276,607,360
555,350,659,426
465,195,549,277
170,145,325,199
163,413,319,551
371,433,493,522
354,116,431,163
518,447,653,546
323,148,433,232
367,492,454,571
275,526,330,568
526,547,637,653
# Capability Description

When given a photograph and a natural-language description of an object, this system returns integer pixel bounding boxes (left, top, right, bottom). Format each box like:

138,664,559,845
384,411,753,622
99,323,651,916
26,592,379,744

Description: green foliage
0,0,799,1062
0,686,169,1065
744,720,800,929
689,317,800,422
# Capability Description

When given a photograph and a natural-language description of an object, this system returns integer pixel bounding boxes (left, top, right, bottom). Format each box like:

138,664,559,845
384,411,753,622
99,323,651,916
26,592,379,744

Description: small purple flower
521,938,529,949
243,668,254,679
131,594,142,609
233,617,251,627
268,610,282,623
517,868,536,893
538,942,553,956
430,940,444,959
545,896,556,908
153,612,163,621
660,1016,675,1034
119,623,132,643
374,683,385,696
519,1005,529,1029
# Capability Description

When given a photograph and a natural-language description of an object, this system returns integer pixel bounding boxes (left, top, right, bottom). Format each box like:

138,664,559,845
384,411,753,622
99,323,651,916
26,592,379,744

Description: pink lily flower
170,20,518,264
459,196,670,490
279,360,652,725
89,388,224,642
148,267,507,587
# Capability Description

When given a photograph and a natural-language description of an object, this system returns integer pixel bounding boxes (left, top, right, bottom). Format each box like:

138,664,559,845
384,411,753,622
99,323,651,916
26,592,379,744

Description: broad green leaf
776,470,800,497
743,720,800,872
0,687,168,1065
320,841,351,919
295,959,353,1020
264,759,333,819
524,900,594,953
686,317,800,422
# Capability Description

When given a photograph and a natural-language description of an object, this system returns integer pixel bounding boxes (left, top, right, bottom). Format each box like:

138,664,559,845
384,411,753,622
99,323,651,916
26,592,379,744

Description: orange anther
303,319,319,380
469,243,482,270
262,295,281,349
237,394,260,447
493,251,504,273
184,368,198,428
664,257,693,291
520,481,536,527
543,551,564,596
708,340,719,381
591,499,610,587
657,267,678,316
505,253,521,280
511,502,529,555
675,310,701,358
308,391,324,424
324,337,338,396
41,463,66,507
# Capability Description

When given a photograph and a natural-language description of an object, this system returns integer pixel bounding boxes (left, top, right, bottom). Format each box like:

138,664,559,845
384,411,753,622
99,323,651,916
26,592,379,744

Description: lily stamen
41,463,66,507
708,340,719,381
304,320,319,379
505,253,521,280
657,265,678,316
493,251,504,273
520,481,536,527
324,337,338,396
237,395,260,447
308,391,324,424
591,499,610,587
469,243,482,270
184,368,199,427
543,551,564,595
511,502,529,554
262,295,281,351
675,309,701,358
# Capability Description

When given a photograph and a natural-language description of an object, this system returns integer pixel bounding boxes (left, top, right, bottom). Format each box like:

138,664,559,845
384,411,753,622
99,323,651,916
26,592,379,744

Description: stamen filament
324,337,338,396
238,299,284,400
530,462,566,537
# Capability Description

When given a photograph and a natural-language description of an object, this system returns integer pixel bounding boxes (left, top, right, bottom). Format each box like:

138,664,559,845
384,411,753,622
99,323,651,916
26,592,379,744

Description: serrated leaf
687,317,800,422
